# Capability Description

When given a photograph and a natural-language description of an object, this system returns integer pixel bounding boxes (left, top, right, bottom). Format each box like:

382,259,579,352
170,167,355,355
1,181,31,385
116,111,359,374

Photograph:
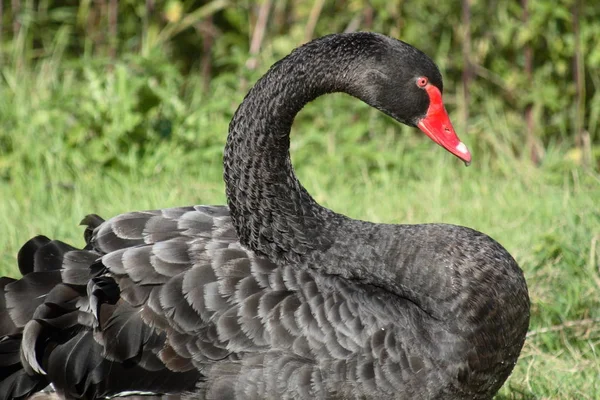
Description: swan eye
416,77,428,88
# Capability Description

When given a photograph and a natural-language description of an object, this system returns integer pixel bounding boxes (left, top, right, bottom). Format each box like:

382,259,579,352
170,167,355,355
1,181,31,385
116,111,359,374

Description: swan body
0,32,529,400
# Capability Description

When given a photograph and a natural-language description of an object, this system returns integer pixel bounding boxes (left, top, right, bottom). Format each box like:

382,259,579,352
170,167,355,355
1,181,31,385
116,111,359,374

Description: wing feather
2,203,419,399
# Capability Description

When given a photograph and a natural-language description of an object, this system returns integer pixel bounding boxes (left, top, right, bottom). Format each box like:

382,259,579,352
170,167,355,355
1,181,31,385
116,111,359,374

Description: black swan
0,32,529,399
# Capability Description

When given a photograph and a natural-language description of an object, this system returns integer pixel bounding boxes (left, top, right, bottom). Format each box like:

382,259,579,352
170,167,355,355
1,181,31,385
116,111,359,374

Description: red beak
417,84,472,165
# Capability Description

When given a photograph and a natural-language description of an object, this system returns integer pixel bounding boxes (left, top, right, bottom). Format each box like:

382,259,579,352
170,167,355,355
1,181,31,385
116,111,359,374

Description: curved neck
224,35,381,261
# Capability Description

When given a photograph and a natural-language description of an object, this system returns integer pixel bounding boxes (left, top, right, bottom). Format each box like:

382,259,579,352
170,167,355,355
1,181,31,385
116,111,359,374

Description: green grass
1,56,599,399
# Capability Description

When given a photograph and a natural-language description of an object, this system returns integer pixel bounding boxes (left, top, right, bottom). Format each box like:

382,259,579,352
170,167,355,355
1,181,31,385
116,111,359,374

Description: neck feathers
223,34,388,261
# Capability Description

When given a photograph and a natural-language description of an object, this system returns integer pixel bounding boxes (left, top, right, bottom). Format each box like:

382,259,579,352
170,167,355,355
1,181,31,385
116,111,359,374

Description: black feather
16,236,51,276
5,271,62,328
0,278,18,336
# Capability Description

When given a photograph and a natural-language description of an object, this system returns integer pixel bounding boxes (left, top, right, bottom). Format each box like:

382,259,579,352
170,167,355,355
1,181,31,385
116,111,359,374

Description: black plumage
0,32,529,399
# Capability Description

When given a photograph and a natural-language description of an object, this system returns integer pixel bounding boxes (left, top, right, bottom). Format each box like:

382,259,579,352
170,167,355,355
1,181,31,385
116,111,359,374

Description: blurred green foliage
1,0,599,180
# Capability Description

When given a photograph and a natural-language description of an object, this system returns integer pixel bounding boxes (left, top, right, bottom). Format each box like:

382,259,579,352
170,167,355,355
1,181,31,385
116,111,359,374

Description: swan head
350,34,472,165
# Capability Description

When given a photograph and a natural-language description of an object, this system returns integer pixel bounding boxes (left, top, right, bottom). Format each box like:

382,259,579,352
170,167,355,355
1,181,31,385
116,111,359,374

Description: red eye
417,77,428,88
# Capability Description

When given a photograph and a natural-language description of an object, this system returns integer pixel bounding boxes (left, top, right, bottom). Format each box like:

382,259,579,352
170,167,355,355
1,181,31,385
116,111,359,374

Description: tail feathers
5,235,77,330
0,278,18,336
0,368,48,400
80,213,105,247
21,281,85,376
16,236,51,276
1,228,202,399
0,335,48,400
43,330,198,399
17,236,78,275
0,237,79,400
5,271,63,329
27,392,183,400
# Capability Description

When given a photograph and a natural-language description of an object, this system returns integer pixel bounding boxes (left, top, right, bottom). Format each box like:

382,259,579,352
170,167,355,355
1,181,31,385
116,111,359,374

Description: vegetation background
0,0,599,398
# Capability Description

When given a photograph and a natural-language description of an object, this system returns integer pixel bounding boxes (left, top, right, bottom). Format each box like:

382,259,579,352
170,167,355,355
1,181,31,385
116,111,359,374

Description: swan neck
224,38,356,261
